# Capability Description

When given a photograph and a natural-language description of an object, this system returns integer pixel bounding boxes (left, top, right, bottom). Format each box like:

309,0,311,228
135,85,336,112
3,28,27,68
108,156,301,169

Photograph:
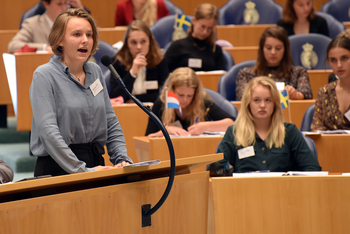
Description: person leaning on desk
30,9,133,177
216,76,321,173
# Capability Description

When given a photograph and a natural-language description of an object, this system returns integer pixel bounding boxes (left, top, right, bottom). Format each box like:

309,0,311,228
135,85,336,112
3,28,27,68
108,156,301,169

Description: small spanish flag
166,91,182,115
279,89,289,109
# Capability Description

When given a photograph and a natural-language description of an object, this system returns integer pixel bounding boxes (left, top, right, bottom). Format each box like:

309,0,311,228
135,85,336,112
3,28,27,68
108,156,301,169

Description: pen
194,116,199,124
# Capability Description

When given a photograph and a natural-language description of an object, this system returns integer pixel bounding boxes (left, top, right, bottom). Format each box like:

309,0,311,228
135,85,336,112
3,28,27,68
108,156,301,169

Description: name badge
238,146,255,159
275,82,285,91
188,58,202,68
345,109,350,121
144,80,158,90
90,78,103,97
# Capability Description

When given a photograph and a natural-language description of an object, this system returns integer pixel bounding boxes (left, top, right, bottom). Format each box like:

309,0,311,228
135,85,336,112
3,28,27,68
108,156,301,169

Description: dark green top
217,123,321,173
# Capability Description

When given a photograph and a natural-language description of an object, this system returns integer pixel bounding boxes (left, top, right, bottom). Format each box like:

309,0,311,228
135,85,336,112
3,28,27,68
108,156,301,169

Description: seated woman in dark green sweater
218,76,321,173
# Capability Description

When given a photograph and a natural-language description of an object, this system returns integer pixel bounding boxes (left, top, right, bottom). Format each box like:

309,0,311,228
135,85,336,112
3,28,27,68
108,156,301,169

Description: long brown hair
160,67,209,126
254,26,293,79
49,8,99,61
187,3,218,46
282,0,316,24
115,20,163,70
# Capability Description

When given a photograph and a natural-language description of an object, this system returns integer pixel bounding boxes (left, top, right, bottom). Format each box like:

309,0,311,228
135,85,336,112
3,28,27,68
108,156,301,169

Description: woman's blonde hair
115,20,163,70
233,76,285,148
49,8,99,61
187,3,218,46
160,67,209,126
139,0,157,27
282,0,316,24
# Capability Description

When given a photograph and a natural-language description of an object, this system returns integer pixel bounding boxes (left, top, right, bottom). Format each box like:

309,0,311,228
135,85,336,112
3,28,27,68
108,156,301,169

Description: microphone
101,55,176,228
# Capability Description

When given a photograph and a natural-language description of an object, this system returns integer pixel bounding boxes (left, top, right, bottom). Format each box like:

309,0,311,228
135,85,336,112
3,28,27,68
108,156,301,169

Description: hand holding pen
188,116,206,135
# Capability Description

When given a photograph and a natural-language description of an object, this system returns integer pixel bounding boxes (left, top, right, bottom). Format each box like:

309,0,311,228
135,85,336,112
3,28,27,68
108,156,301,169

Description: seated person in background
8,0,87,53
30,9,132,177
277,0,329,37
115,0,169,27
218,76,321,173
236,26,313,101
328,29,350,83
109,20,169,102
0,158,14,183
145,67,235,137
164,3,225,72
311,36,350,131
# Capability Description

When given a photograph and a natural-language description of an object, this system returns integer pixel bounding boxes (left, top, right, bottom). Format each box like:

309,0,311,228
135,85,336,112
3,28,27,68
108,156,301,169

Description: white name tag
144,80,158,90
238,146,255,159
90,78,103,96
345,109,350,121
188,58,202,68
275,82,285,91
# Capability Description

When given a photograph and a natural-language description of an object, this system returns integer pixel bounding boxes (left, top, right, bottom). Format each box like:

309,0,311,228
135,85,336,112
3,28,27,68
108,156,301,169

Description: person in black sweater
109,20,169,102
164,3,225,72
145,67,235,137
277,0,329,37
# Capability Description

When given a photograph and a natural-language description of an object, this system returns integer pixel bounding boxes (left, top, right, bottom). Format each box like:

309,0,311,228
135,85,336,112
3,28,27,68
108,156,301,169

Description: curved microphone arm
101,56,176,221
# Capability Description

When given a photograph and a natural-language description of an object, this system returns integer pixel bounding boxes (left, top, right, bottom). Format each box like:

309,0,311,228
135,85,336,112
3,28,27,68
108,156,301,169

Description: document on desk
316,130,349,134
123,160,161,167
231,171,328,177
283,171,329,176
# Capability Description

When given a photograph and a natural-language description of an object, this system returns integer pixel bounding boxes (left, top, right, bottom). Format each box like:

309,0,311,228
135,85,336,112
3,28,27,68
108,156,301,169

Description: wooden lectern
0,154,222,234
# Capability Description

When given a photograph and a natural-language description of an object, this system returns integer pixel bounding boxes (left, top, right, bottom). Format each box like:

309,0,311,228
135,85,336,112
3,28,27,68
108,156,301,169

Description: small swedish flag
279,89,289,109
176,14,191,31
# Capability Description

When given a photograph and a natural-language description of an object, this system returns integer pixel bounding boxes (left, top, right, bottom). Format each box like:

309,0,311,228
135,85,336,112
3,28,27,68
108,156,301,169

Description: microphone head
101,55,112,67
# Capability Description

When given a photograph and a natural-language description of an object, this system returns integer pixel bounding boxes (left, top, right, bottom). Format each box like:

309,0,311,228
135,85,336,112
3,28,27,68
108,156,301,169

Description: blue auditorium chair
218,0,282,25
94,41,118,75
316,11,346,39
205,88,238,119
321,0,350,23
218,60,256,101
164,0,184,15
300,104,315,132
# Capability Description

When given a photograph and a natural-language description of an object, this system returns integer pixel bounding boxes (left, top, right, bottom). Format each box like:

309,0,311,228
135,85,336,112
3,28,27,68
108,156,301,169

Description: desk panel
197,71,226,91
223,46,258,64
210,176,350,234
307,134,350,173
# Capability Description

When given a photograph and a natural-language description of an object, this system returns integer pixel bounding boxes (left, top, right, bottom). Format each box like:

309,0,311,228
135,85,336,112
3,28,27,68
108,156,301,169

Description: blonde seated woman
145,67,235,137
217,76,321,173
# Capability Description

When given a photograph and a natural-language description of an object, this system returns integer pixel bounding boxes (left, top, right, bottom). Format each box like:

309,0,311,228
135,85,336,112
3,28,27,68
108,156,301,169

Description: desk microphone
101,55,176,228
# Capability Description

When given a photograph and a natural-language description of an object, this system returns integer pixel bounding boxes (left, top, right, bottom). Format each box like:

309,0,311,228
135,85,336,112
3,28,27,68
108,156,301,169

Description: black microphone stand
102,56,176,227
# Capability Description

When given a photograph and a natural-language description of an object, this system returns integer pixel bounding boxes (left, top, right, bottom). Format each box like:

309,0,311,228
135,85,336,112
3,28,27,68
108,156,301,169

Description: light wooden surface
217,25,272,47
308,69,332,98
223,46,258,64
133,136,223,172
0,154,222,234
210,175,350,234
196,71,226,92
345,22,350,29
306,134,350,173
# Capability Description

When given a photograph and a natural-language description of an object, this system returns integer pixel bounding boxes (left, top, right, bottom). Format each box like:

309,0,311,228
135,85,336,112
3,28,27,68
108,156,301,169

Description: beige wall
1,0,329,30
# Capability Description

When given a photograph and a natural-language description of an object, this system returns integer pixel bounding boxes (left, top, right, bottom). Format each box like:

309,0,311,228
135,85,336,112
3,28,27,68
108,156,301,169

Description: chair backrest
164,0,184,15
104,69,111,96
218,0,283,25
205,88,238,119
222,49,235,71
150,15,193,48
316,11,346,39
321,0,350,23
19,2,45,28
300,104,315,132
94,41,118,75
218,60,256,101
302,134,318,158
289,33,332,70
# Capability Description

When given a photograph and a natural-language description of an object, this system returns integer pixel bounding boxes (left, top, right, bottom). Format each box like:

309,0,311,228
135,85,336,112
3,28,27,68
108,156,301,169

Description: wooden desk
133,136,223,172
196,71,226,91
308,69,332,98
217,25,272,47
223,46,258,64
344,22,350,29
0,154,222,234
209,175,350,234
306,134,350,173
98,27,127,45
232,100,315,129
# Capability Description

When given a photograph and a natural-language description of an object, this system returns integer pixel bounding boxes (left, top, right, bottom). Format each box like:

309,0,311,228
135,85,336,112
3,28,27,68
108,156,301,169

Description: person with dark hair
115,0,169,27
311,36,350,131
30,9,133,177
218,76,321,173
109,20,169,103
8,0,87,53
277,0,329,37
0,159,14,184
236,26,313,101
164,3,225,72
145,67,235,137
